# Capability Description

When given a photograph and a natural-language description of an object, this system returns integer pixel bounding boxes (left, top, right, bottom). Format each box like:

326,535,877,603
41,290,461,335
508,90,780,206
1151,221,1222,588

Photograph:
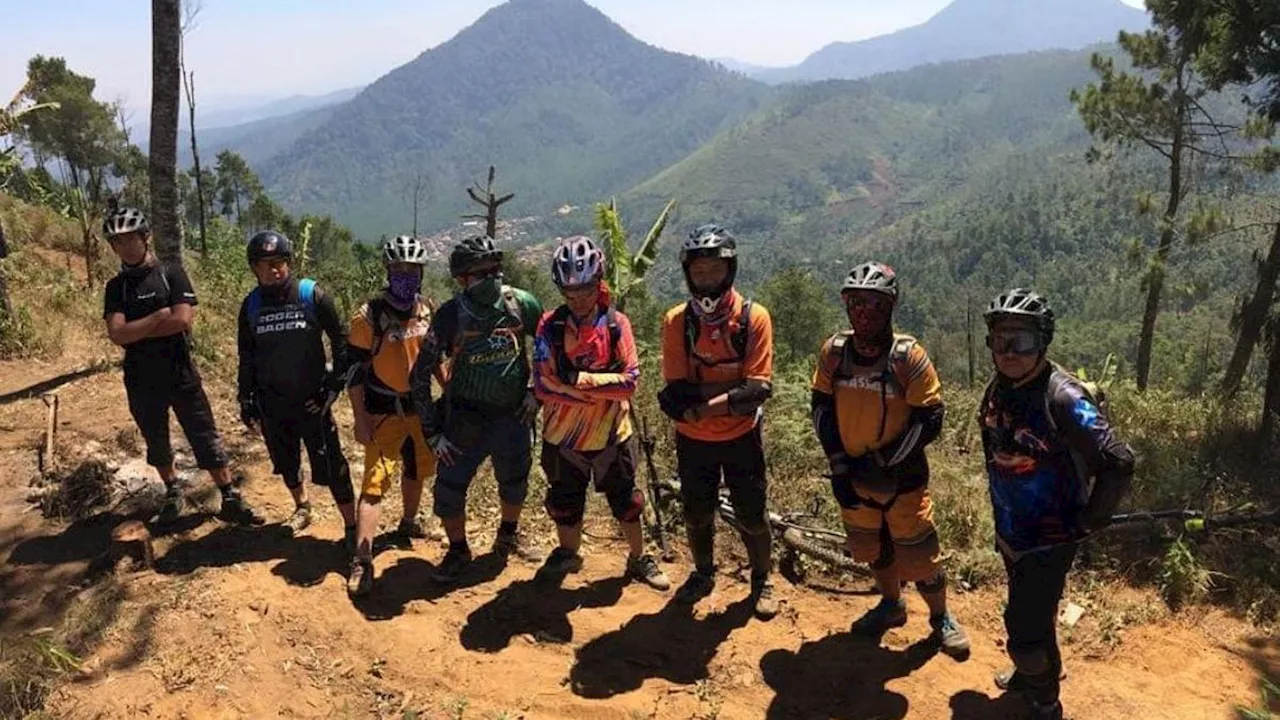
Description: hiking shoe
217,492,266,526
851,597,908,637
347,558,373,597
752,579,779,620
929,612,971,658
674,569,716,605
994,665,1068,692
342,526,358,557
395,515,429,541
157,488,185,524
286,503,313,534
626,554,670,591
535,547,584,585
492,528,543,563
1031,700,1064,720
431,545,473,584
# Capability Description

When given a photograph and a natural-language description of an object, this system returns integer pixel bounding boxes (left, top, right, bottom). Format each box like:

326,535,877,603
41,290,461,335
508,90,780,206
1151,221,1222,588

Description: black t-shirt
102,261,198,370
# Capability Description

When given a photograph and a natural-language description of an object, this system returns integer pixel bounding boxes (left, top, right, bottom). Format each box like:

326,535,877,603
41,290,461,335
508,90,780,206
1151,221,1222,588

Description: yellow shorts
361,413,436,498
841,486,941,581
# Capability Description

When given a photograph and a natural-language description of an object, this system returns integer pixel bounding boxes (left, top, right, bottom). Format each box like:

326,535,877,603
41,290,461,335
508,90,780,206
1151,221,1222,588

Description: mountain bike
651,476,875,583
1104,505,1280,533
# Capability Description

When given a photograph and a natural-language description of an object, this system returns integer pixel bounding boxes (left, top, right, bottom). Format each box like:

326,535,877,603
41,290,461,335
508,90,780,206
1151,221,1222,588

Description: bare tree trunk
1136,112,1186,392
182,67,208,256
1220,221,1280,399
966,291,975,389
1260,316,1280,444
149,0,183,265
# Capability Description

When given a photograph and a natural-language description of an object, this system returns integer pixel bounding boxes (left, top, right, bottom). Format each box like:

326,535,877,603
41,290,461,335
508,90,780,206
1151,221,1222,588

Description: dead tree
405,172,426,236
181,67,208,255
462,165,514,239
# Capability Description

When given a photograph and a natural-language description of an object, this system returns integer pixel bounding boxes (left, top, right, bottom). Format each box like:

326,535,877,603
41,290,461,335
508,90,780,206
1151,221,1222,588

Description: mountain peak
758,0,1148,84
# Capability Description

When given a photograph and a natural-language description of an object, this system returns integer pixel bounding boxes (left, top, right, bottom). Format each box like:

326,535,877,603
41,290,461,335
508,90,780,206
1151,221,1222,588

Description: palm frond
631,198,675,281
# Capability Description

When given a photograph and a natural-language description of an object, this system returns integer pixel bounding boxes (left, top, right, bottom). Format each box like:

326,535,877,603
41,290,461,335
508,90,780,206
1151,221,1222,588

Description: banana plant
0,98,60,192
594,197,676,311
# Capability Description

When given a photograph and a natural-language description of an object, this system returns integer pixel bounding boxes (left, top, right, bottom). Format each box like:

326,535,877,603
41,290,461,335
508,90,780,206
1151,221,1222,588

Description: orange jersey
811,333,942,456
661,291,773,443
533,306,639,451
348,299,433,394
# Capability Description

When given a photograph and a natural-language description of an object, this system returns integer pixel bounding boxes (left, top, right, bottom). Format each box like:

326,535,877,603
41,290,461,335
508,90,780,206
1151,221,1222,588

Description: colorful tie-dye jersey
532,306,639,452
978,365,1134,555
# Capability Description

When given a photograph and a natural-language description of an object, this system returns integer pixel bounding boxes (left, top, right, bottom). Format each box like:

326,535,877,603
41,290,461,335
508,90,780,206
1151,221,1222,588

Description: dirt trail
0,351,1272,719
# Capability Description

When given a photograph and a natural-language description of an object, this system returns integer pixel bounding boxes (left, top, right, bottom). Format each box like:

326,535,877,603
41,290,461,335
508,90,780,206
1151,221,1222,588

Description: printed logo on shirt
136,292,157,300
257,307,309,334
834,375,900,397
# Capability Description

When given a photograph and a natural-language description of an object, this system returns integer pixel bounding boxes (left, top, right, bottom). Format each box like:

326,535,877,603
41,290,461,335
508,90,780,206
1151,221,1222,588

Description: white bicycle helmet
551,235,605,287
103,207,150,238
382,234,429,266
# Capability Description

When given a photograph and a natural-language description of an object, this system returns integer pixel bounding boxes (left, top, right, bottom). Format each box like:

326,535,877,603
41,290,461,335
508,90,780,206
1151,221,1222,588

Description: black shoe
674,569,716,605
157,487,185,524
535,547,584,585
347,558,373,597
850,597,907,637
493,528,543,563
218,492,266,526
431,545,473,584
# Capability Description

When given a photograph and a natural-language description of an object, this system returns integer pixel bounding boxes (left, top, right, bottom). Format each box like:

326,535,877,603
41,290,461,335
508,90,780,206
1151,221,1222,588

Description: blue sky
2,0,1148,118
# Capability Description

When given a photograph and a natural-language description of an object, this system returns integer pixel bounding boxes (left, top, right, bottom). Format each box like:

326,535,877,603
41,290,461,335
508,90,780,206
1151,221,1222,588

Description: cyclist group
100,206,1133,720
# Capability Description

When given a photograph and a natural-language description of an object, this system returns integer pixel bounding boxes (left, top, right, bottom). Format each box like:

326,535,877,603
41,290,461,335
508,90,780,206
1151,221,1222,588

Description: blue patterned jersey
978,364,1134,555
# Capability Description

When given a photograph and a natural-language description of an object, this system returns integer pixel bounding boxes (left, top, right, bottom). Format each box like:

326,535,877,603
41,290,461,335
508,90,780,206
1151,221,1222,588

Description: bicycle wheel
781,528,872,577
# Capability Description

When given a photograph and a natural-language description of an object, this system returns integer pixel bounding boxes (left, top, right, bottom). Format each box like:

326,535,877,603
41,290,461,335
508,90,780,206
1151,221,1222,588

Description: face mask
465,274,503,306
387,271,422,309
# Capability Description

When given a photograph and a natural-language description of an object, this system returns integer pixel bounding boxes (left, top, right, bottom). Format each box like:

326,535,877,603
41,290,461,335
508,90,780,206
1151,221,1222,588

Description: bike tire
781,528,871,577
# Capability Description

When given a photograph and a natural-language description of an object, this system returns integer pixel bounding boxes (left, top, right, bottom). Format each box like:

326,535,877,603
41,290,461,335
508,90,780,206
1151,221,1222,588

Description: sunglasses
844,294,892,312
257,257,289,270
986,329,1043,355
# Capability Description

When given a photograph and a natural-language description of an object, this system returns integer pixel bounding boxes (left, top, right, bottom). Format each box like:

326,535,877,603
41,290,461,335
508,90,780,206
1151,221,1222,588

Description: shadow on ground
568,596,754,699
350,552,509,621
459,575,628,651
760,631,940,719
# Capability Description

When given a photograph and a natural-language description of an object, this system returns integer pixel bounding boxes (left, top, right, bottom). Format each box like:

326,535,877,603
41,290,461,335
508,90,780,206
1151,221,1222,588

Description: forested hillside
260,0,770,237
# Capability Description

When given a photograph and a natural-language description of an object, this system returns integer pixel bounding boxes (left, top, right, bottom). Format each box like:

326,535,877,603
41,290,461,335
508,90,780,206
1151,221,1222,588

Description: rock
110,459,166,514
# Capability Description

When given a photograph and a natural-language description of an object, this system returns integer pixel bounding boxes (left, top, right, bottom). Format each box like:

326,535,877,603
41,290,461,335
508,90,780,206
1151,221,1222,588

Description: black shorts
260,405,349,488
124,360,227,470
540,437,642,526
674,424,767,522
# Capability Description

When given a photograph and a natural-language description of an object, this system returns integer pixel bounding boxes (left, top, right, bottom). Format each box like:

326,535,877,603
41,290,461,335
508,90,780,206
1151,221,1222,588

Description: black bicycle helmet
246,230,294,265
448,235,504,277
841,261,899,302
680,223,738,310
103,207,149,238
984,288,1056,344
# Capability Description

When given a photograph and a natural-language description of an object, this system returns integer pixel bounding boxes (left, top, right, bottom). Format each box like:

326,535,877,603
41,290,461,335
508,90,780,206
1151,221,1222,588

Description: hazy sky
2,0,1148,117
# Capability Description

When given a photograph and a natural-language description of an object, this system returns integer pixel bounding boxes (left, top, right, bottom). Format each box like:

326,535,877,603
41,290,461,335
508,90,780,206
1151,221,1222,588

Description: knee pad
684,508,716,530
544,496,585,527
915,570,946,594
614,488,644,524
736,511,770,537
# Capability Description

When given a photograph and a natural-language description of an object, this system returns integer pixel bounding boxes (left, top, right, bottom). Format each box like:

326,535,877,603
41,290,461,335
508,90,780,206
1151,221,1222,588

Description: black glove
240,400,261,430
323,369,349,394
658,384,697,421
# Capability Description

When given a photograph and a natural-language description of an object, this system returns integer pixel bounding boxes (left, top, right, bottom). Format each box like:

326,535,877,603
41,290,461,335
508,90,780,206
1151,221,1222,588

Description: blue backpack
246,278,317,328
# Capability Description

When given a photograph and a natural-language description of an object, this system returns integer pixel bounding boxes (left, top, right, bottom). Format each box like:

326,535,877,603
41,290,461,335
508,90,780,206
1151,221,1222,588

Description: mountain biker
345,235,440,597
810,262,969,657
410,235,545,583
530,236,670,590
657,223,777,620
101,206,263,526
979,288,1134,720
236,230,356,547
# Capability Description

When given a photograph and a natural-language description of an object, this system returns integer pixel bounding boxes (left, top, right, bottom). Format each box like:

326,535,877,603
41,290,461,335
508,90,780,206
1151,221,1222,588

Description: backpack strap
829,331,855,381
298,278,317,324
604,305,621,370
732,299,753,360
246,287,263,328
683,299,753,373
